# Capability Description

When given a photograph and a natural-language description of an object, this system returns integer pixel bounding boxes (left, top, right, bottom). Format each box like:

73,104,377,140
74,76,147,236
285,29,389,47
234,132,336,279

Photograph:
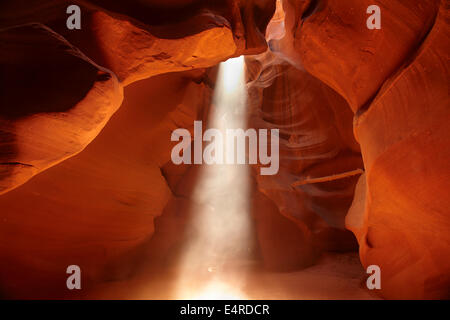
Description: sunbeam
175,56,252,300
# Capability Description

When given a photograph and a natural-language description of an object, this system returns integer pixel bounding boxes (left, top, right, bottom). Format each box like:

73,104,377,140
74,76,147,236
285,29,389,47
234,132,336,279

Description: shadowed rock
0,23,123,195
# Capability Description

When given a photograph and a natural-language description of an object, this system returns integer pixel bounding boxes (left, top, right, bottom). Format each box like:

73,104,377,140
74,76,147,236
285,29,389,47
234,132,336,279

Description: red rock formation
0,0,276,194
281,0,440,111
0,23,122,195
348,2,450,299
0,72,209,298
246,53,361,270
0,0,448,300
0,0,276,85
0,0,279,298
251,188,318,271
271,0,449,298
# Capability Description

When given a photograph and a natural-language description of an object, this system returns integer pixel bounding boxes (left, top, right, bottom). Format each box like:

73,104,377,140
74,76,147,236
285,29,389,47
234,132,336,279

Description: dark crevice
301,0,319,21
0,162,34,167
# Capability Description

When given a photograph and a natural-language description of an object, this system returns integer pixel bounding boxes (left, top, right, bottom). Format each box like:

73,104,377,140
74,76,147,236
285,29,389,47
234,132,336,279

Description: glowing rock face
0,24,123,195
0,0,277,194
0,0,448,301
269,0,450,299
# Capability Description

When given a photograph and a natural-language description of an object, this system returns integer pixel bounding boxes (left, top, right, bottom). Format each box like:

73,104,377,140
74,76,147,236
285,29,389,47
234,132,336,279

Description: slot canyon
0,0,449,300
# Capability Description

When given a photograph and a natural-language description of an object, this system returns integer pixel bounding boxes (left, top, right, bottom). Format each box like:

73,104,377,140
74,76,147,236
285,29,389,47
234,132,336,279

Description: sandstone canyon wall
0,0,448,300
270,0,449,299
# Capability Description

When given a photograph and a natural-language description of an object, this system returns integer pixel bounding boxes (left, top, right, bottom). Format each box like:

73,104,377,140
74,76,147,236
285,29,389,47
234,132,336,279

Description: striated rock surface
246,53,362,270
0,0,277,296
0,0,448,300
348,2,450,299
0,23,123,195
0,72,208,298
287,0,440,112
0,0,276,85
271,0,449,298
0,0,276,194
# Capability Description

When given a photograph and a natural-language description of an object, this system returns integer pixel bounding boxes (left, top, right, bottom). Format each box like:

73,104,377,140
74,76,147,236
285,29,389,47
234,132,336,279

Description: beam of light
190,281,246,300
175,56,251,300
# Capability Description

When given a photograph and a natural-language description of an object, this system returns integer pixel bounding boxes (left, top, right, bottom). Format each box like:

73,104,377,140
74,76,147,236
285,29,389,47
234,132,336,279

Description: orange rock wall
272,0,449,298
